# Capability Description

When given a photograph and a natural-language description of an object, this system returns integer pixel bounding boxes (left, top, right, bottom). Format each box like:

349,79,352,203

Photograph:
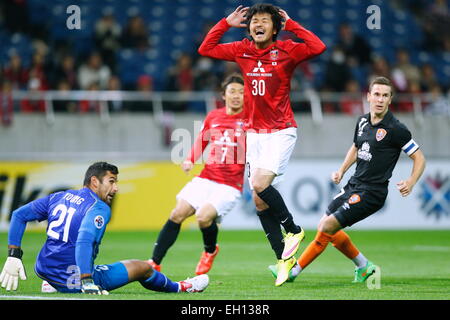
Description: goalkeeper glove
0,248,27,291
81,277,109,295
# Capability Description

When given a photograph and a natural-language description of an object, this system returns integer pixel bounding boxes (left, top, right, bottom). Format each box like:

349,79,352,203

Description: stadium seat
1,0,441,96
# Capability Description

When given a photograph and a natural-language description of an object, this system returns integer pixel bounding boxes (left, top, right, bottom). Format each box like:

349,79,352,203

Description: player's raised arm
225,5,249,28
278,8,290,30
279,8,326,63
397,149,426,197
198,6,247,61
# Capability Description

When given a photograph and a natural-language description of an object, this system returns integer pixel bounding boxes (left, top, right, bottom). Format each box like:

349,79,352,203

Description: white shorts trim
246,127,297,189
176,177,241,219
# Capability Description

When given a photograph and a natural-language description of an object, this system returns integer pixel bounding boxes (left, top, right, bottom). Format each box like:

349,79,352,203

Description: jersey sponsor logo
252,60,266,72
376,128,387,141
247,61,273,77
358,142,372,161
211,124,220,128
348,194,361,204
94,215,104,229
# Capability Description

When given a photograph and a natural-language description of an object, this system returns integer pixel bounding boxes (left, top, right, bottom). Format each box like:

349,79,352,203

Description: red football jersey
199,18,326,131
188,107,246,192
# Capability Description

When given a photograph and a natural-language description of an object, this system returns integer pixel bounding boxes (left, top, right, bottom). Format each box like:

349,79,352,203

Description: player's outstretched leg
329,230,375,282
297,231,333,271
140,269,209,293
121,260,208,293
134,261,209,293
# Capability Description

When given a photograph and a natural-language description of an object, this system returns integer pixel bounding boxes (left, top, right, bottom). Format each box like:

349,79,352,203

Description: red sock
297,231,333,270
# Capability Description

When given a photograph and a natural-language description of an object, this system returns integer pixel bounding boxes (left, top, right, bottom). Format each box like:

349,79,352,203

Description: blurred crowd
0,0,449,123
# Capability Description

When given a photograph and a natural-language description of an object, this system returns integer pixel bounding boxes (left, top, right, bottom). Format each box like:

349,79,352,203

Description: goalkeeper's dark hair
221,73,244,94
246,3,283,41
83,162,119,186
369,76,395,97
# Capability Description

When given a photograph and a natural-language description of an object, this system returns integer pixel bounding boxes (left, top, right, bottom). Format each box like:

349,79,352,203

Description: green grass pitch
0,229,449,300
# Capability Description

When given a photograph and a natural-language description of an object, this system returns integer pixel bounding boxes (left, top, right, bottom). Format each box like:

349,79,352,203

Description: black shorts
326,181,388,228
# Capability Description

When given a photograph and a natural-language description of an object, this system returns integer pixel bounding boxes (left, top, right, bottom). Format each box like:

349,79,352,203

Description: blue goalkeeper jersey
9,187,110,287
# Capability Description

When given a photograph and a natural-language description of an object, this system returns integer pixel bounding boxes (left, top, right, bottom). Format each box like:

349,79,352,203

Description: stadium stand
0,0,449,113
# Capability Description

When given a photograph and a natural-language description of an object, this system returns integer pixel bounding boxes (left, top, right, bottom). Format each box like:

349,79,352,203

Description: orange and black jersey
350,111,419,188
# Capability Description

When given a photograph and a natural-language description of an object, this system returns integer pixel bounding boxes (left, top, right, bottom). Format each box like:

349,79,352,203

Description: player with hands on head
149,74,246,276
0,162,209,294
199,3,326,286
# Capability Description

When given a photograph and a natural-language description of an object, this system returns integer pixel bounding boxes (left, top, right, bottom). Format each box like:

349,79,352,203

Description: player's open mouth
254,29,265,37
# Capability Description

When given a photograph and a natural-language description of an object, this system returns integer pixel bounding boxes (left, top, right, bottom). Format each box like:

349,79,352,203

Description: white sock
291,262,302,276
352,253,368,269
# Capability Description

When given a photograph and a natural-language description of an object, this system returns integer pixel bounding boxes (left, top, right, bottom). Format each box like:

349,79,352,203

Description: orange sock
330,230,360,260
297,231,333,270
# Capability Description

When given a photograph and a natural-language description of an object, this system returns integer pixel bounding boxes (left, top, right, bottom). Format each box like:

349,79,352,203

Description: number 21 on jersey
47,204,76,242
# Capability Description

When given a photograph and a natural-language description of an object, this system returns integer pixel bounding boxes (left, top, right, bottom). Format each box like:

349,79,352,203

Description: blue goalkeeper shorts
36,262,129,293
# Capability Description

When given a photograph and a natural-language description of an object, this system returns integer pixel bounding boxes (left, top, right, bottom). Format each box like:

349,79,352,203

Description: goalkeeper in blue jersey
0,162,208,294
